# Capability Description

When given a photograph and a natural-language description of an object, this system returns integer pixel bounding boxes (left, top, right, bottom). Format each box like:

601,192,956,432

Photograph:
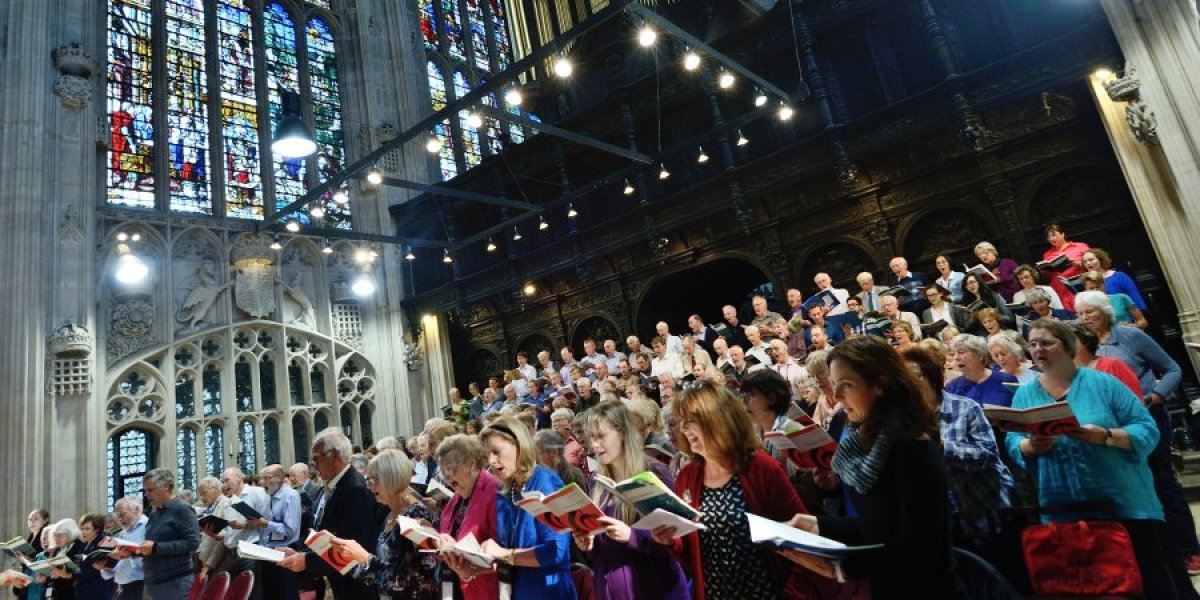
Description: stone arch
632,255,773,341
1023,165,1132,229
897,204,999,273
792,239,879,291
516,333,556,362
462,347,502,389
569,315,621,354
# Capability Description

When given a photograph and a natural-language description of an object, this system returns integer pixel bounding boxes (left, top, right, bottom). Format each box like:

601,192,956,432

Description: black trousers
258,562,299,600
1123,518,1198,600
114,580,143,600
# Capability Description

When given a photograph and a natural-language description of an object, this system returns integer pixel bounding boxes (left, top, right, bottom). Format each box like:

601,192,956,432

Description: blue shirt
495,465,576,599
1097,325,1181,401
107,515,148,585
264,484,302,548
1004,368,1162,521
1109,293,1138,325
939,392,1013,536
1104,271,1147,310
945,370,1017,407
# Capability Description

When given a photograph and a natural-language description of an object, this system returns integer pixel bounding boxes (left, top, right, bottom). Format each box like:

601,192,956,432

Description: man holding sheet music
104,496,147,600
215,467,272,600
259,464,302,600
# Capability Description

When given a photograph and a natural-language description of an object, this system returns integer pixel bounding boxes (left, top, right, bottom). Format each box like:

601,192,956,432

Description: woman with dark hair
961,273,1013,335
1040,222,1089,312
72,513,114,600
933,255,966,304
782,337,962,599
14,509,49,600
649,381,822,599
1011,264,1064,310
741,368,832,513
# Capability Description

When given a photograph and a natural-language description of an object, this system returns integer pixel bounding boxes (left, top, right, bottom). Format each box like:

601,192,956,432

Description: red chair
200,572,230,600
570,563,594,600
224,571,254,600
187,572,208,600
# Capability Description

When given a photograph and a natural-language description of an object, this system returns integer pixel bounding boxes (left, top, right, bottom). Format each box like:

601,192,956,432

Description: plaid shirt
939,391,1014,537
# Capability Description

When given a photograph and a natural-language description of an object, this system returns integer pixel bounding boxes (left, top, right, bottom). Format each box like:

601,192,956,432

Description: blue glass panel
265,3,306,215
107,0,156,209
306,18,351,229
166,0,212,214
218,0,264,219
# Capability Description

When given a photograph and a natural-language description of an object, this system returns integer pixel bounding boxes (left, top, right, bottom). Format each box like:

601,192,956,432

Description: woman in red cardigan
434,434,500,600
1041,222,1089,312
650,381,824,600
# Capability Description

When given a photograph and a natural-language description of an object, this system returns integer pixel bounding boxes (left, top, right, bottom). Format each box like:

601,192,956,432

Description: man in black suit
279,429,385,600
687,313,720,356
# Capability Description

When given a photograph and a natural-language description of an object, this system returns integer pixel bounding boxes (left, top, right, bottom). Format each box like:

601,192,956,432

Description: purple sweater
586,462,690,600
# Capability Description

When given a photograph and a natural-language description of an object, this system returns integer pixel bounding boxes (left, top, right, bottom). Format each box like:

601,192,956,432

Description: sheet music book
747,513,883,558
516,484,607,535
984,402,1080,436
236,540,285,564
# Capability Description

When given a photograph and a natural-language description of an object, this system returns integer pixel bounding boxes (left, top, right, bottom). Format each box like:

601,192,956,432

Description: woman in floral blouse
330,449,440,599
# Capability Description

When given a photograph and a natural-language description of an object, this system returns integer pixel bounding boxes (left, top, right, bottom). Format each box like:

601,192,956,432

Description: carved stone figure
280,272,316,328
176,263,233,329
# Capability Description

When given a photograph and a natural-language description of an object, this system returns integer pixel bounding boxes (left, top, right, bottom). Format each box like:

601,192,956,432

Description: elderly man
279,429,384,600
890,256,930,314
216,467,271,599
743,325,772,367
881,294,924,340
855,271,883,313
749,294,787,341
785,288,806,320
575,377,600,412
259,464,302,600
106,496,148,600
769,338,807,401
579,338,605,373
445,387,469,428
137,469,200,599
602,339,627,373
559,346,580,384
680,334,713,373
814,272,851,315
727,345,751,381
719,304,751,349
625,335,650,363
288,463,319,502
712,337,733,371
655,321,684,356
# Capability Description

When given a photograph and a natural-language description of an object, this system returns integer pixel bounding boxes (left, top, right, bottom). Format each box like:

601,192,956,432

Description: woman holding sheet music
328,449,439,599
571,401,688,600
650,381,826,600
782,336,962,598
71,513,114,600
40,519,85,600
477,417,576,599
1005,318,1192,599
1040,223,1089,312
433,434,499,600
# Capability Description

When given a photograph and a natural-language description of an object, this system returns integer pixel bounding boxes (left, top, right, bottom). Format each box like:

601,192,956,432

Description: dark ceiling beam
380,176,540,211
260,222,448,249
259,0,640,228
474,106,653,164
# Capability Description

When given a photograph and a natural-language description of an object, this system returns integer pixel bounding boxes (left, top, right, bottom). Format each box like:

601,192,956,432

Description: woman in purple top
573,401,689,600
946,334,1017,407
974,241,1021,301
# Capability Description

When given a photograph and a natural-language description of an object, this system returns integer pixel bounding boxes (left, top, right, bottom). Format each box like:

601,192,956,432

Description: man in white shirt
259,464,302,600
743,325,773,368
655,322,684,356
687,314,720,356
650,337,686,379
559,346,580,385
217,467,272,599
513,351,537,400
602,339,627,373
856,271,883,313
712,337,733,371
881,295,923,340
105,495,148,600
814,272,852,315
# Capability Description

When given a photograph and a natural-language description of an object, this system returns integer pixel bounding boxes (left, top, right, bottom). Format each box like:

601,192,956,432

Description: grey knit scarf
831,423,895,495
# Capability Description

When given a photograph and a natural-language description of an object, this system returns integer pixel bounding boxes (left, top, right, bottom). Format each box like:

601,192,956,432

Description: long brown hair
829,337,939,447
673,381,762,472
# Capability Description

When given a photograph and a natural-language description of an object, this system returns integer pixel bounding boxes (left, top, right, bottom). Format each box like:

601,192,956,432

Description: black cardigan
817,438,963,599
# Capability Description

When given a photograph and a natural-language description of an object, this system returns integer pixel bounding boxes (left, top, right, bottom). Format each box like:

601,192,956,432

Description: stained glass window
340,405,354,438
489,0,512,70
176,374,195,419
264,417,281,465
465,0,490,70
360,403,374,447
315,410,329,432
419,0,437,52
205,423,225,476
239,419,257,474
441,0,466,61
108,428,154,510
453,72,482,168
177,426,198,492
293,414,310,462
217,0,264,219
427,62,457,180
265,3,306,216
203,366,222,416
307,18,351,230
235,359,253,411
107,0,156,209
165,0,212,214
260,357,277,410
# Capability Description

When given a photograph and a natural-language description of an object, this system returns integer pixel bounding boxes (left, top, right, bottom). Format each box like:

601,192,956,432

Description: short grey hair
368,449,413,496
375,436,402,451
1073,290,1115,323
950,334,991,364
435,434,487,472
143,468,176,491
197,476,221,493
115,495,143,513
51,518,81,542
988,333,1025,359
974,241,998,255
533,429,566,451
350,453,369,472
1023,287,1052,307
313,427,352,461
551,408,575,423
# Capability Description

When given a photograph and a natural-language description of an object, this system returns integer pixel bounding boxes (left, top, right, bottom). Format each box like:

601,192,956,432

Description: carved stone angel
176,262,232,329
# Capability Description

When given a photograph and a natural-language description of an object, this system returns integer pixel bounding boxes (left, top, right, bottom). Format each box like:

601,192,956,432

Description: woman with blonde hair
574,401,689,599
476,417,575,598
650,382,821,599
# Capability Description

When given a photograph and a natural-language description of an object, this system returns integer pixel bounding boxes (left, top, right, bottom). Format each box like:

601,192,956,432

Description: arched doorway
570,316,622,353
633,257,773,341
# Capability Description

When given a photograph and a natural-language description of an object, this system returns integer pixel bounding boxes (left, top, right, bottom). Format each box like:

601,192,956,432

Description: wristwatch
1103,428,1116,446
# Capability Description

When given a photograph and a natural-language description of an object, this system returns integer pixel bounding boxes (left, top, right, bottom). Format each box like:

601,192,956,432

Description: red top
1093,356,1144,400
1043,240,1090,312
668,449,830,600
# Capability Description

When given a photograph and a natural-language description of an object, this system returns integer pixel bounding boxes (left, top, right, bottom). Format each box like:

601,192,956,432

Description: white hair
313,427,353,461
950,334,991,364
1073,290,1115,322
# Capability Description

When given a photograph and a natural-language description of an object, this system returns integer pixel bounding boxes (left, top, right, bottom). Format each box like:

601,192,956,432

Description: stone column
1096,0,1200,375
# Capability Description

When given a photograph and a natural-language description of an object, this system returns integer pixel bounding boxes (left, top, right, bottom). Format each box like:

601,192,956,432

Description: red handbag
1021,520,1142,596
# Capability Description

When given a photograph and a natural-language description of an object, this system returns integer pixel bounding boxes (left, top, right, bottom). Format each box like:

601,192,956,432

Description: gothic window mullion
293,10,319,198
150,0,172,212
202,0,228,218
250,0,278,217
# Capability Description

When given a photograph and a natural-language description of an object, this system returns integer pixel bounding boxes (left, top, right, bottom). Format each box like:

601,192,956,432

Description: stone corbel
1103,64,1158,145
52,43,95,110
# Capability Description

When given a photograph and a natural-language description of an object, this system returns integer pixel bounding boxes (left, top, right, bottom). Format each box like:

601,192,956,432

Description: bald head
814,272,832,290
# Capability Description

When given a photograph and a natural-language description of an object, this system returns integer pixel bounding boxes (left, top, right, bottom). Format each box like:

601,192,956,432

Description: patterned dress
356,503,440,599
697,478,777,599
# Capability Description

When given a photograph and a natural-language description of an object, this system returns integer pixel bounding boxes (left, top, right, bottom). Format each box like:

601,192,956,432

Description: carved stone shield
235,265,276,318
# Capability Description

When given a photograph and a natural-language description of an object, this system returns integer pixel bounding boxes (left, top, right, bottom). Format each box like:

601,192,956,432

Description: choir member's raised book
231,501,264,521
198,514,230,532
25,554,78,576
644,444,677,465
100,537,142,552
555,386,578,403
0,537,35,557
963,264,1000,283
591,471,701,521
0,570,31,586
802,289,840,312
763,421,837,471
631,508,706,538
395,516,441,550
304,530,356,575
747,514,883,558
1057,274,1084,294
432,533,495,569
1035,254,1071,271
421,477,453,503
875,285,913,299
984,402,1080,436
516,483,607,535
236,540,285,563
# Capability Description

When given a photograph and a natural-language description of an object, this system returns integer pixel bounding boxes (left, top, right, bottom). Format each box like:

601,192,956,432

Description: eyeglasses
364,476,378,485
1027,339,1060,349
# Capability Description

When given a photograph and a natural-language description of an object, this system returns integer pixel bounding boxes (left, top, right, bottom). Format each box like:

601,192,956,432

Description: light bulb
114,253,149,285
683,50,701,71
523,283,536,296
778,103,794,121
269,239,283,251
355,248,372,264
310,205,325,219
504,88,523,106
1094,68,1115,81
425,135,442,153
697,147,709,164
333,189,349,204
539,216,549,231
285,220,301,232
567,204,578,218
404,246,415,261
623,179,635,195
553,55,573,78
486,238,497,252
466,112,483,129
658,163,670,180
718,70,735,89
754,89,768,107
321,242,333,254
351,273,376,297
131,233,141,242
366,167,382,185
442,249,453,264
637,26,657,47
116,232,129,242
512,227,522,241
736,129,749,146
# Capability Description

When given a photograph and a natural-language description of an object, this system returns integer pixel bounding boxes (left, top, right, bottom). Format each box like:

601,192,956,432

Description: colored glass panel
454,72,481,168
427,61,456,180
264,3,306,216
419,0,437,52
239,419,257,474
307,17,351,229
165,0,212,214
107,0,156,209
488,0,511,69
441,0,465,61
205,423,224,476
177,426,198,493
465,0,489,70
218,0,264,219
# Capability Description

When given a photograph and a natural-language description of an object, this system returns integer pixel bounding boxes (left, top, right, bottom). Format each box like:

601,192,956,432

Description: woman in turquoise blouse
1006,318,1193,599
